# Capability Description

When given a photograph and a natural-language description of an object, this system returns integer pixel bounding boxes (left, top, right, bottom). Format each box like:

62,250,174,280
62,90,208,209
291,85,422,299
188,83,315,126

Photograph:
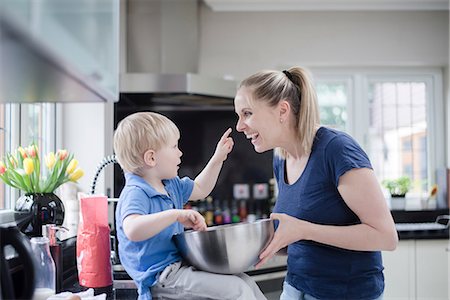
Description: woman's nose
236,118,245,132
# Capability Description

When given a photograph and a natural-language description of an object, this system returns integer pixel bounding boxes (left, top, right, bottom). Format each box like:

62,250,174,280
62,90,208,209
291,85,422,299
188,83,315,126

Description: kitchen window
0,103,58,210
316,80,351,131
316,76,352,132
0,104,7,209
314,68,444,197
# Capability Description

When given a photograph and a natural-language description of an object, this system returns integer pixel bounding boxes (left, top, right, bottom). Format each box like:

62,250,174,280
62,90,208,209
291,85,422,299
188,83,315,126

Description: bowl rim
174,218,274,238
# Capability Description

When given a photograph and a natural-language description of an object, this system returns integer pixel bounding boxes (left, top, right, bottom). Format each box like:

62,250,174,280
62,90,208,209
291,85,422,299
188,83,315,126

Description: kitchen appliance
173,219,275,274
120,73,236,107
0,212,35,300
120,0,237,107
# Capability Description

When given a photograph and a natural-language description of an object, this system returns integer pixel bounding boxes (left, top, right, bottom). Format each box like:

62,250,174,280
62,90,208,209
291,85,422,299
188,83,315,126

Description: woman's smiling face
234,87,281,153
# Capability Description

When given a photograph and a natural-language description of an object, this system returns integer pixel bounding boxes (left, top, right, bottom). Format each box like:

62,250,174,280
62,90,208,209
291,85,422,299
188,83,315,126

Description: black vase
15,193,65,237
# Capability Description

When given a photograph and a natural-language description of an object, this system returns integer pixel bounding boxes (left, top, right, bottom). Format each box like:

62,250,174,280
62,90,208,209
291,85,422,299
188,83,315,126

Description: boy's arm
123,209,206,242
190,128,234,200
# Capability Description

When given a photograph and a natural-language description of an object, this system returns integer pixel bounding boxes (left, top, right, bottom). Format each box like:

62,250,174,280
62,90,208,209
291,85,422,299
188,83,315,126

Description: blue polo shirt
115,173,194,300
273,127,384,299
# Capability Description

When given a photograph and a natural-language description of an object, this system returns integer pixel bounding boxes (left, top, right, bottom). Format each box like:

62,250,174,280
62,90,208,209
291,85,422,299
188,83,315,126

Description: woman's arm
307,168,398,250
123,209,206,241
189,128,234,200
257,168,398,268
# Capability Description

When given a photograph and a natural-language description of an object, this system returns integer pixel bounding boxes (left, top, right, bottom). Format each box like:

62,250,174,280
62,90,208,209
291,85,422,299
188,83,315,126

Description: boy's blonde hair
113,112,180,175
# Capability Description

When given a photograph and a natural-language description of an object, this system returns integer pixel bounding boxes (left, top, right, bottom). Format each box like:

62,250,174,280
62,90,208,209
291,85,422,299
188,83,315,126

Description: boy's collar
124,172,165,198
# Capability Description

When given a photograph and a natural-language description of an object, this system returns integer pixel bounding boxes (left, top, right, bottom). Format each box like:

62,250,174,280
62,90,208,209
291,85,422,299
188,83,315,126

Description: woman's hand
177,209,207,231
256,213,309,268
212,128,234,163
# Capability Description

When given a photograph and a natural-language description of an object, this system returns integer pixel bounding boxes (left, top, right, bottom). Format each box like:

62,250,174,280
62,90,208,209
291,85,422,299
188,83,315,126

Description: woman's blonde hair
239,66,320,158
113,112,179,175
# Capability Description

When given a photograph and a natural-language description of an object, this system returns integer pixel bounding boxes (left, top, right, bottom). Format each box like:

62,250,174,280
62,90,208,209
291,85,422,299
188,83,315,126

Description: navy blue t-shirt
273,127,384,300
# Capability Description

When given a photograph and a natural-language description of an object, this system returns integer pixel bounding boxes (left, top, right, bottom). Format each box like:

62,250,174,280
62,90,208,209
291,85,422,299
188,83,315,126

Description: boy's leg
236,273,267,300
151,263,266,300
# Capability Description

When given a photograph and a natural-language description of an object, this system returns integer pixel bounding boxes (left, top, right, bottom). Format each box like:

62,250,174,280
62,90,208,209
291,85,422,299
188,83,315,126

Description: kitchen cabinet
0,0,119,103
383,239,449,300
383,240,416,300
415,240,448,300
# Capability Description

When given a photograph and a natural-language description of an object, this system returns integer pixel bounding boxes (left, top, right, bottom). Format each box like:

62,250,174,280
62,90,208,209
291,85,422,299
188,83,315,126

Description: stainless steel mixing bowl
173,218,274,274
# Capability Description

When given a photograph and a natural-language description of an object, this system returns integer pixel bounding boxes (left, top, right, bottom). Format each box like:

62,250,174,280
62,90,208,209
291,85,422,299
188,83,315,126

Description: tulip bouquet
0,143,84,194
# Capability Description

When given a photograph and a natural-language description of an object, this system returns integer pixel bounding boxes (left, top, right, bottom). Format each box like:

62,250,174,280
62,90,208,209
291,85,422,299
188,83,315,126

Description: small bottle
231,199,240,223
42,224,68,293
247,200,256,223
222,200,231,224
197,198,206,219
30,236,56,300
205,196,214,226
239,200,247,222
214,200,223,225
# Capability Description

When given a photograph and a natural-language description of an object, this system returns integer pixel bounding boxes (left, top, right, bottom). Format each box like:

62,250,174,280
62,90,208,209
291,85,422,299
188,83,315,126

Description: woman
234,67,398,300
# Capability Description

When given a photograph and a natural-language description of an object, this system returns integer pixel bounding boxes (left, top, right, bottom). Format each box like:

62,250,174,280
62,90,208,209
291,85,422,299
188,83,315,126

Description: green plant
382,176,412,197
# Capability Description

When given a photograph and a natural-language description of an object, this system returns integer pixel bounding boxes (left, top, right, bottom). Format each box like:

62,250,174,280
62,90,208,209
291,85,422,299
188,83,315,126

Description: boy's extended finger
220,128,232,141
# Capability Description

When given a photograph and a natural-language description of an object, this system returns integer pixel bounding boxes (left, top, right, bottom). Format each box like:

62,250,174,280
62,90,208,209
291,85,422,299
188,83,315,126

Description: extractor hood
120,73,237,107
119,0,237,109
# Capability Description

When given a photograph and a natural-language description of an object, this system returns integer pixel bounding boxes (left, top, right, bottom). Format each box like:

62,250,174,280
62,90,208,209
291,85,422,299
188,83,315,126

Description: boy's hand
213,128,234,163
177,209,207,231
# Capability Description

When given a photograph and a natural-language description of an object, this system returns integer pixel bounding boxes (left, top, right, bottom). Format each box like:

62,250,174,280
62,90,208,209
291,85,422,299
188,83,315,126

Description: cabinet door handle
446,247,450,252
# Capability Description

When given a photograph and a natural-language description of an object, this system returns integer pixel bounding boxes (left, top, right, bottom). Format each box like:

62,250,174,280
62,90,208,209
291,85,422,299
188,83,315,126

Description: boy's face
153,133,183,179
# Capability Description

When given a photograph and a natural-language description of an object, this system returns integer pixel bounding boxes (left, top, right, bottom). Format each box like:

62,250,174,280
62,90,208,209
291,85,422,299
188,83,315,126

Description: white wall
198,8,449,79
62,5,449,193
197,6,449,166
61,102,114,196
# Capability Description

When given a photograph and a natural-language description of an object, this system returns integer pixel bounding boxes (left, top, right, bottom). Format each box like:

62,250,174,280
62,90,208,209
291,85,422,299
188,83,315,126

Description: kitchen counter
392,208,449,240
59,208,449,299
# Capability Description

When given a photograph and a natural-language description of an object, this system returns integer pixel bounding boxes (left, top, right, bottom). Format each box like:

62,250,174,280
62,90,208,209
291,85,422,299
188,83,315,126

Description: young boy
113,112,266,300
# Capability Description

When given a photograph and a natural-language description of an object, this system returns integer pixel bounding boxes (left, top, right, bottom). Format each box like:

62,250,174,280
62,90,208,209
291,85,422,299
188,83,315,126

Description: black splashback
114,96,273,200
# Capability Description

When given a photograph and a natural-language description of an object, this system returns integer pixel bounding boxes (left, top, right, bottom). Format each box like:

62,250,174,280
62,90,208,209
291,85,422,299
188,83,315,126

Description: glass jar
30,236,56,300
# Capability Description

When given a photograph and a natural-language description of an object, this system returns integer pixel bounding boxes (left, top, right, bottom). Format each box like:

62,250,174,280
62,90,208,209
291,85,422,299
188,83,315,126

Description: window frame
311,67,445,190
0,103,60,210
315,74,354,133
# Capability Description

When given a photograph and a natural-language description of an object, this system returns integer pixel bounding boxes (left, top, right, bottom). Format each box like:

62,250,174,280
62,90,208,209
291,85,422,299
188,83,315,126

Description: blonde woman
234,67,398,300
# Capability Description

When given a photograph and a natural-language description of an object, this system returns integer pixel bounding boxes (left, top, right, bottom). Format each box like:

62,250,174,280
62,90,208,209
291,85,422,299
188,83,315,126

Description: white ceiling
202,0,449,11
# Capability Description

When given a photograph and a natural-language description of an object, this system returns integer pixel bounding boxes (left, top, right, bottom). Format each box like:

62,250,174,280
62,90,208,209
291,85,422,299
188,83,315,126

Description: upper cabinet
0,0,119,103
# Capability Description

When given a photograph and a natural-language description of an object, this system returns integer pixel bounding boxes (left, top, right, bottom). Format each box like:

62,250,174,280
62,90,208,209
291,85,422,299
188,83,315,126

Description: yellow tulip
23,158,34,175
69,168,84,182
45,152,56,169
66,159,78,174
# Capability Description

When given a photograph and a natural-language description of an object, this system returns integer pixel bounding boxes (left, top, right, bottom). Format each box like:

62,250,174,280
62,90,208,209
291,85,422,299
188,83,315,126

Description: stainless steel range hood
120,0,237,109
120,73,237,107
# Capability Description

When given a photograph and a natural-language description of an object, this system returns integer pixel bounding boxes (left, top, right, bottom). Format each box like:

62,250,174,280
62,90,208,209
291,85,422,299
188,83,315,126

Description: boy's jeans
151,261,266,300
